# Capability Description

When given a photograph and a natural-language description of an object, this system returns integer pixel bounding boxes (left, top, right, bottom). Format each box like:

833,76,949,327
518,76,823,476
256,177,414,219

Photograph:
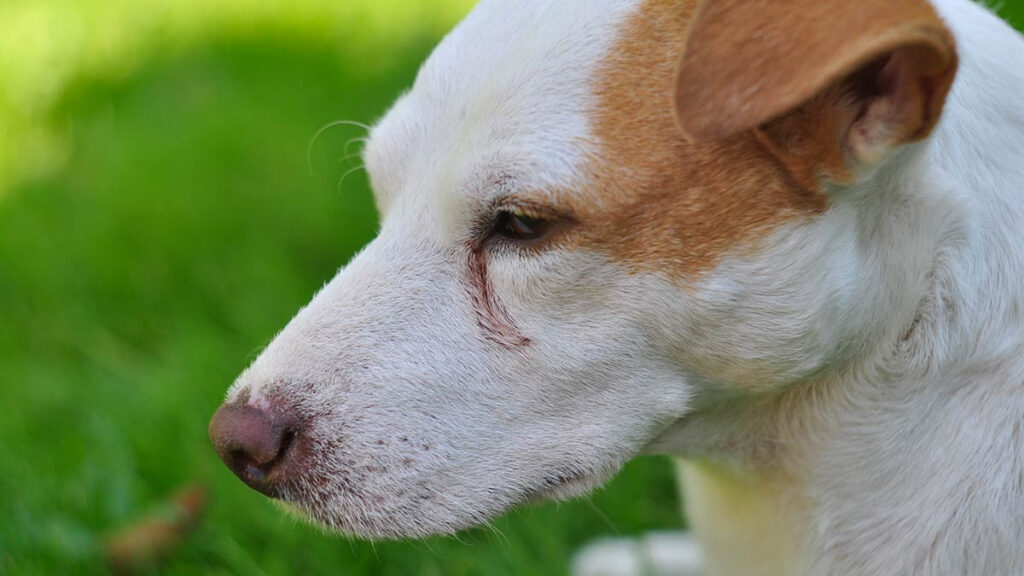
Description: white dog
209,0,1024,574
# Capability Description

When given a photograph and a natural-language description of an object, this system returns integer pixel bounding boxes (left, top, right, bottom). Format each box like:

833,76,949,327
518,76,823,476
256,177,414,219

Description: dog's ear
674,0,957,184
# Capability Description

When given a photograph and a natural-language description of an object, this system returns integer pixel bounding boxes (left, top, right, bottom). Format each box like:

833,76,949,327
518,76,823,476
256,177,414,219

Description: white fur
222,0,1024,573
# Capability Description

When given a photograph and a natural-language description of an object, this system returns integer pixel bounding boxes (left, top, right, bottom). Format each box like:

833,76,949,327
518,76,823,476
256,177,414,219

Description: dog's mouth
256,457,614,540
212,391,629,539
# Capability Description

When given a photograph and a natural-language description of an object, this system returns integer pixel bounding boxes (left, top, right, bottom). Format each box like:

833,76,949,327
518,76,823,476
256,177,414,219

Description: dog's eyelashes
496,210,554,242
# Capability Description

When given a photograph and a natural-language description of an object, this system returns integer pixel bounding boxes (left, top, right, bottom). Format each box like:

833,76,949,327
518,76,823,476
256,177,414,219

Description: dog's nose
209,402,299,497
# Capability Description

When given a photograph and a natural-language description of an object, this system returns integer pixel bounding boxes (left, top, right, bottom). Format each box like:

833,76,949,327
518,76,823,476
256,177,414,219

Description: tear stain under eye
466,245,531,348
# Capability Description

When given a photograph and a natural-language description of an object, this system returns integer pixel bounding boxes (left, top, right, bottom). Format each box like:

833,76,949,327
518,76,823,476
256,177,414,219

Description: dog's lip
270,464,600,536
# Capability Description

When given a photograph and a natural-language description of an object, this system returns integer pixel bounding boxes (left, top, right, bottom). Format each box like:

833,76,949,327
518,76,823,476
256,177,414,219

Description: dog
209,0,1024,574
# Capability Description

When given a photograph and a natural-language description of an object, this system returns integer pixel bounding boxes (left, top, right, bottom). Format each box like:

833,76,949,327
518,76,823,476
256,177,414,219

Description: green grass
2,2,1023,575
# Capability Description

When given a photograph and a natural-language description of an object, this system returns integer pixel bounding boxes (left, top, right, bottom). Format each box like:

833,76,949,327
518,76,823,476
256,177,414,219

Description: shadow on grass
0,34,682,576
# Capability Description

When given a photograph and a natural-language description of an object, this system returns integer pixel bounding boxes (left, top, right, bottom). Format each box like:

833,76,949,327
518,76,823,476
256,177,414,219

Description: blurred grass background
1,1,1022,575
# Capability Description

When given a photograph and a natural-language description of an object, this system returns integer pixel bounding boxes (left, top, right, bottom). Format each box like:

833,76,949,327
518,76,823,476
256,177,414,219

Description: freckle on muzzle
209,401,304,498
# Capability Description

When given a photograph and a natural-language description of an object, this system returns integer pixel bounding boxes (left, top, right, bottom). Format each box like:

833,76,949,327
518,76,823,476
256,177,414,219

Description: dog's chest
677,459,810,576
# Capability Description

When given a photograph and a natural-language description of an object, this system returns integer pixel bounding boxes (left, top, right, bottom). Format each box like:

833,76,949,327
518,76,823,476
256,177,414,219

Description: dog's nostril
231,449,270,483
279,428,297,457
245,463,267,483
209,403,302,497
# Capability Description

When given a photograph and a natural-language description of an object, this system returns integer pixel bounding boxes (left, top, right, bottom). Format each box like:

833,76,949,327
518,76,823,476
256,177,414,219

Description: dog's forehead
368,0,824,276
367,0,642,207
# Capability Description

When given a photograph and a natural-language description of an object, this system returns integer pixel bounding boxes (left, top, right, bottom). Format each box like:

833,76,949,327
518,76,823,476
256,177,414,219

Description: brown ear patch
575,0,827,279
674,0,957,143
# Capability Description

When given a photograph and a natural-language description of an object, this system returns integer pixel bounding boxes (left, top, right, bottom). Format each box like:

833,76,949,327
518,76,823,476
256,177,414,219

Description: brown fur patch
575,0,828,279
674,0,957,142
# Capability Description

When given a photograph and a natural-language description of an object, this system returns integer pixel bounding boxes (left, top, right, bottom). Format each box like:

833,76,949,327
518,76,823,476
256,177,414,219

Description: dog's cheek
492,233,860,395
656,220,873,392
487,248,695,420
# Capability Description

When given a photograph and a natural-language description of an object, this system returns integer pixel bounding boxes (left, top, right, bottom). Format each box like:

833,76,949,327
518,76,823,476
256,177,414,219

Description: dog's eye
496,210,554,241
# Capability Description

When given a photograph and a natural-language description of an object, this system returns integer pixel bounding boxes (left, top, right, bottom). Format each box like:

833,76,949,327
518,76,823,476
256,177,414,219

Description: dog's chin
270,497,472,540
266,468,615,540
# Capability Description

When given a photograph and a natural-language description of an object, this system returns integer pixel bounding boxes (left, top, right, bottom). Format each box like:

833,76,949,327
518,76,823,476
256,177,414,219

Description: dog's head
210,0,957,538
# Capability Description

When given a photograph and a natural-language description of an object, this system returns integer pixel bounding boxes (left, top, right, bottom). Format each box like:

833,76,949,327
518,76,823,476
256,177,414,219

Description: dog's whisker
336,164,367,193
417,536,444,558
336,150,365,166
344,136,369,159
581,496,620,536
482,520,511,552
447,529,472,546
307,119,370,177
